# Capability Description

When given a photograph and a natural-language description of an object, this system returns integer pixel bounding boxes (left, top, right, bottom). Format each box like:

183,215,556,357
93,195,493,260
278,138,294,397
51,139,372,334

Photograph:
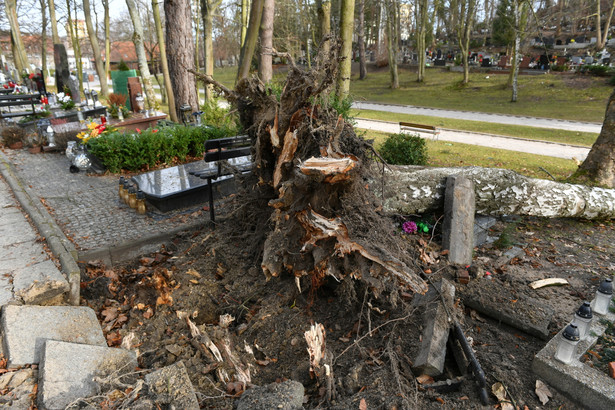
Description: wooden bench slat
205,146,251,162
204,135,250,150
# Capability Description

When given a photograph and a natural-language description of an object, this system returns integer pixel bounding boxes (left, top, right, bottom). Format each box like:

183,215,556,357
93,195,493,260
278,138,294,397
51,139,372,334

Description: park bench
399,121,440,138
0,93,40,122
190,134,252,222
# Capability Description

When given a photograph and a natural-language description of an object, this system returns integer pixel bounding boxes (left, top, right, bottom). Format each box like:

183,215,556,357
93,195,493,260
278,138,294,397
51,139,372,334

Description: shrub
378,133,428,165
87,124,235,173
550,64,568,72
586,65,611,77
1,126,26,146
199,97,240,131
608,75,615,86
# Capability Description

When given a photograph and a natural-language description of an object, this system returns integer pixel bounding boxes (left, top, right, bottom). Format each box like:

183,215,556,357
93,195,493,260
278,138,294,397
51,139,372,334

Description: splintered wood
305,322,326,378
300,156,358,183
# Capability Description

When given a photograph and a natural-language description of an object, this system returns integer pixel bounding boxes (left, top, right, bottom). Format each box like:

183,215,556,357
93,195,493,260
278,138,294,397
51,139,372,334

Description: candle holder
179,104,192,125
91,90,100,107
593,278,613,315
554,323,580,364
135,93,145,113
45,125,55,147
83,89,91,106
572,301,593,340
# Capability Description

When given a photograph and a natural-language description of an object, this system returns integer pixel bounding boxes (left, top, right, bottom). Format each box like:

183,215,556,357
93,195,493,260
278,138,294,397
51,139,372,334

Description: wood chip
529,278,569,289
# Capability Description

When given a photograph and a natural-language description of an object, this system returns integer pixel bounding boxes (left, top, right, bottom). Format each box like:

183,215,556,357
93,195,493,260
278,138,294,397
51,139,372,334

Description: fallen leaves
491,382,514,410
535,380,552,405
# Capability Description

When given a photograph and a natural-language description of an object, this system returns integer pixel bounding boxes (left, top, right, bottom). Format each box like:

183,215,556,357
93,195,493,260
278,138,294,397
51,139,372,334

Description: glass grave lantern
83,89,91,106
179,104,192,125
572,301,593,340
554,323,580,364
593,278,613,315
135,93,145,113
91,90,100,107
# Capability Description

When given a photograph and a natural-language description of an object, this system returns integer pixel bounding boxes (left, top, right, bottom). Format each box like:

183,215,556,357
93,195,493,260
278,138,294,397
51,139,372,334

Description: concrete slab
0,276,14,306
412,279,455,376
442,176,475,266
13,260,69,305
532,309,615,409
0,241,48,273
1,305,106,367
0,206,24,226
0,221,38,246
38,340,137,410
461,279,553,340
145,361,199,409
237,380,305,410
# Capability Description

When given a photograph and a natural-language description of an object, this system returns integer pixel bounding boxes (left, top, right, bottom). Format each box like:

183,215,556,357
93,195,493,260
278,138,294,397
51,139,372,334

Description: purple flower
402,221,417,234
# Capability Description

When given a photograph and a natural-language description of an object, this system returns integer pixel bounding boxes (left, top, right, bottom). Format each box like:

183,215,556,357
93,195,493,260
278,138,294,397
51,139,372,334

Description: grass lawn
348,67,612,123
362,130,578,181
352,109,598,146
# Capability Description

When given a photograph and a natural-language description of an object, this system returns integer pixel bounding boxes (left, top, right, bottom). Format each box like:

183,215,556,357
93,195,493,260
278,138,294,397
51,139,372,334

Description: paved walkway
354,101,602,134
355,118,591,160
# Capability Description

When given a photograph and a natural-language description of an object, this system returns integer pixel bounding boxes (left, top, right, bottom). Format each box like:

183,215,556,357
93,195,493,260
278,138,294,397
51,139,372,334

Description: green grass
349,67,611,123
352,109,598,147
363,130,578,181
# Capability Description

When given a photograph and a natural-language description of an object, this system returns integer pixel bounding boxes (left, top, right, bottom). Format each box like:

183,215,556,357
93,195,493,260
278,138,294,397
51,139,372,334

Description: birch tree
84,0,110,97
258,0,274,83
126,0,157,107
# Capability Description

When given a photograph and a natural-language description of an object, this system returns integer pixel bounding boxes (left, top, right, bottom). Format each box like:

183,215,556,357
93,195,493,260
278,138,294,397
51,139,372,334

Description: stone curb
0,150,81,305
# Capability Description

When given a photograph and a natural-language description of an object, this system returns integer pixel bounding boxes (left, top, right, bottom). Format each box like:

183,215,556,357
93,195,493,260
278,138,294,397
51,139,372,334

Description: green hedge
378,133,428,166
87,125,235,173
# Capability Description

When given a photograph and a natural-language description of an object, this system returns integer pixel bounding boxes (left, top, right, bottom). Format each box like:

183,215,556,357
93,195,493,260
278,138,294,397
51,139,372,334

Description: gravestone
53,44,70,93
67,74,81,104
127,77,143,113
441,175,475,266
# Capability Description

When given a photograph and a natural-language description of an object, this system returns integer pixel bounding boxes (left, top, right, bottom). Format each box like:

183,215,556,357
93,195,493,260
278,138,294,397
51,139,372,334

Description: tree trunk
84,0,110,97
153,0,177,121
103,0,111,83
241,0,250,47
336,0,355,99
385,0,398,89
164,0,199,118
202,0,222,101
39,0,48,82
509,0,520,102
6,0,29,74
357,0,367,80
416,0,428,83
380,166,615,219
48,0,60,44
258,0,274,84
457,0,477,85
237,0,264,81
126,0,157,108
595,0,615,51
66,0,83,93
317,0,331,55
575,89,615,188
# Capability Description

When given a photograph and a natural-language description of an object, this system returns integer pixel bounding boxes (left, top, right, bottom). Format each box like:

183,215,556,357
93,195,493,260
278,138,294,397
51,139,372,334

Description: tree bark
317,0,331,56
164,0,199,118
103,0,111,83
385,0,398,89
336,0,355,99
575,89,615,188
153,0,177,122
237,0,265,81
595,0,615,51
380,166,615,219
456,0,477,85
6,0,29,74
510,0,520,102
201,0,223,101
258,0,274,84
48,0,60,44
66,0,83,93
241,0,250,47
126,0,156,108
39,0,48,81
416,0,428,83
357,0,367,80
84,0,110,97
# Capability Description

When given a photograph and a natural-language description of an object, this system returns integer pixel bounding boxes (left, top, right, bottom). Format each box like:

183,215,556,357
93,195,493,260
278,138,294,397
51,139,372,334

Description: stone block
442,176,475,265
237,380,305,410
13,260,69,305
1,305,106,367
412,279,455,377
532,309,615,409
145,361,199,410
38,340,137,410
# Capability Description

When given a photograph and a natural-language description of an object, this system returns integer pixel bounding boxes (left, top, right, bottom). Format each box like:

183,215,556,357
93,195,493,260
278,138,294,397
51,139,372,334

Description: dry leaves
535,380,552,405
359,398,367,410
416,374,434,385
491,382,514,410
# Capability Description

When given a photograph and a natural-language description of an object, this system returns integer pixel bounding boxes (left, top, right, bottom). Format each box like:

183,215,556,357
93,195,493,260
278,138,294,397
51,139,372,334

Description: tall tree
6,0,29,74
103,0,111,82
153,0,177,121
416,0,429,82
509,0,528,102
258,0,274,83
574,89,615,188
316,0,331,55
336,0,355,99
201,0,224,100
48,0,61,44
357,0,367,79
454,0,478,85
126,0,157,107
84,0,110,97
164,0,198,118
384,0,398,89
39,0,49,79
595,0,615,51
66,0,83,92
241,0,250,46
237,0,264,81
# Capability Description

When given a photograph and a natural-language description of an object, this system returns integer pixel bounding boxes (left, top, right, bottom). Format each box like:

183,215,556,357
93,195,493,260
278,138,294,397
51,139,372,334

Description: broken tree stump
441,176,475,266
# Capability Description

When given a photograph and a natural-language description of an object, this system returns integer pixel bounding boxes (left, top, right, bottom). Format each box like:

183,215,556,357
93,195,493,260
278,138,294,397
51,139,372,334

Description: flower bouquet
56,92,75,110
76,120,114,144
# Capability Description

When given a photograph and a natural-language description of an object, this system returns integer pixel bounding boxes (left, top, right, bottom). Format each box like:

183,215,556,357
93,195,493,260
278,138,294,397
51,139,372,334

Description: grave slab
1,305,106,367
412,279,455,376
38,340,137,410
442,176,475,265
12,259,69,305
144,361,199,409
461,279,553,339
532,309,615,409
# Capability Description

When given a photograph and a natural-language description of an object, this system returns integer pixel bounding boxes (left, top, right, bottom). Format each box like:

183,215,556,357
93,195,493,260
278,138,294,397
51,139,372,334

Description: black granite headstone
54,44,70,94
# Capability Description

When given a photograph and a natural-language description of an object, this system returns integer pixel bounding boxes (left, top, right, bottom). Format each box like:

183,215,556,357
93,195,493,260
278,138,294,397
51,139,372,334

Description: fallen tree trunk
380,166,615,219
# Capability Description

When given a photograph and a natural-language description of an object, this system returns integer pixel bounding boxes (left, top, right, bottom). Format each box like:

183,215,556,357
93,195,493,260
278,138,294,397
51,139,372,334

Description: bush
1,126,26,146
550,64,568,72
87,124,235,173
378,133,428,165
586,65,611,77
199,97,240,131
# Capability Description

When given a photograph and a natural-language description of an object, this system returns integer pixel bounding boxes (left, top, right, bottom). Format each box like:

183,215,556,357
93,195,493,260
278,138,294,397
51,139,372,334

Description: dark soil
79,197,615,409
